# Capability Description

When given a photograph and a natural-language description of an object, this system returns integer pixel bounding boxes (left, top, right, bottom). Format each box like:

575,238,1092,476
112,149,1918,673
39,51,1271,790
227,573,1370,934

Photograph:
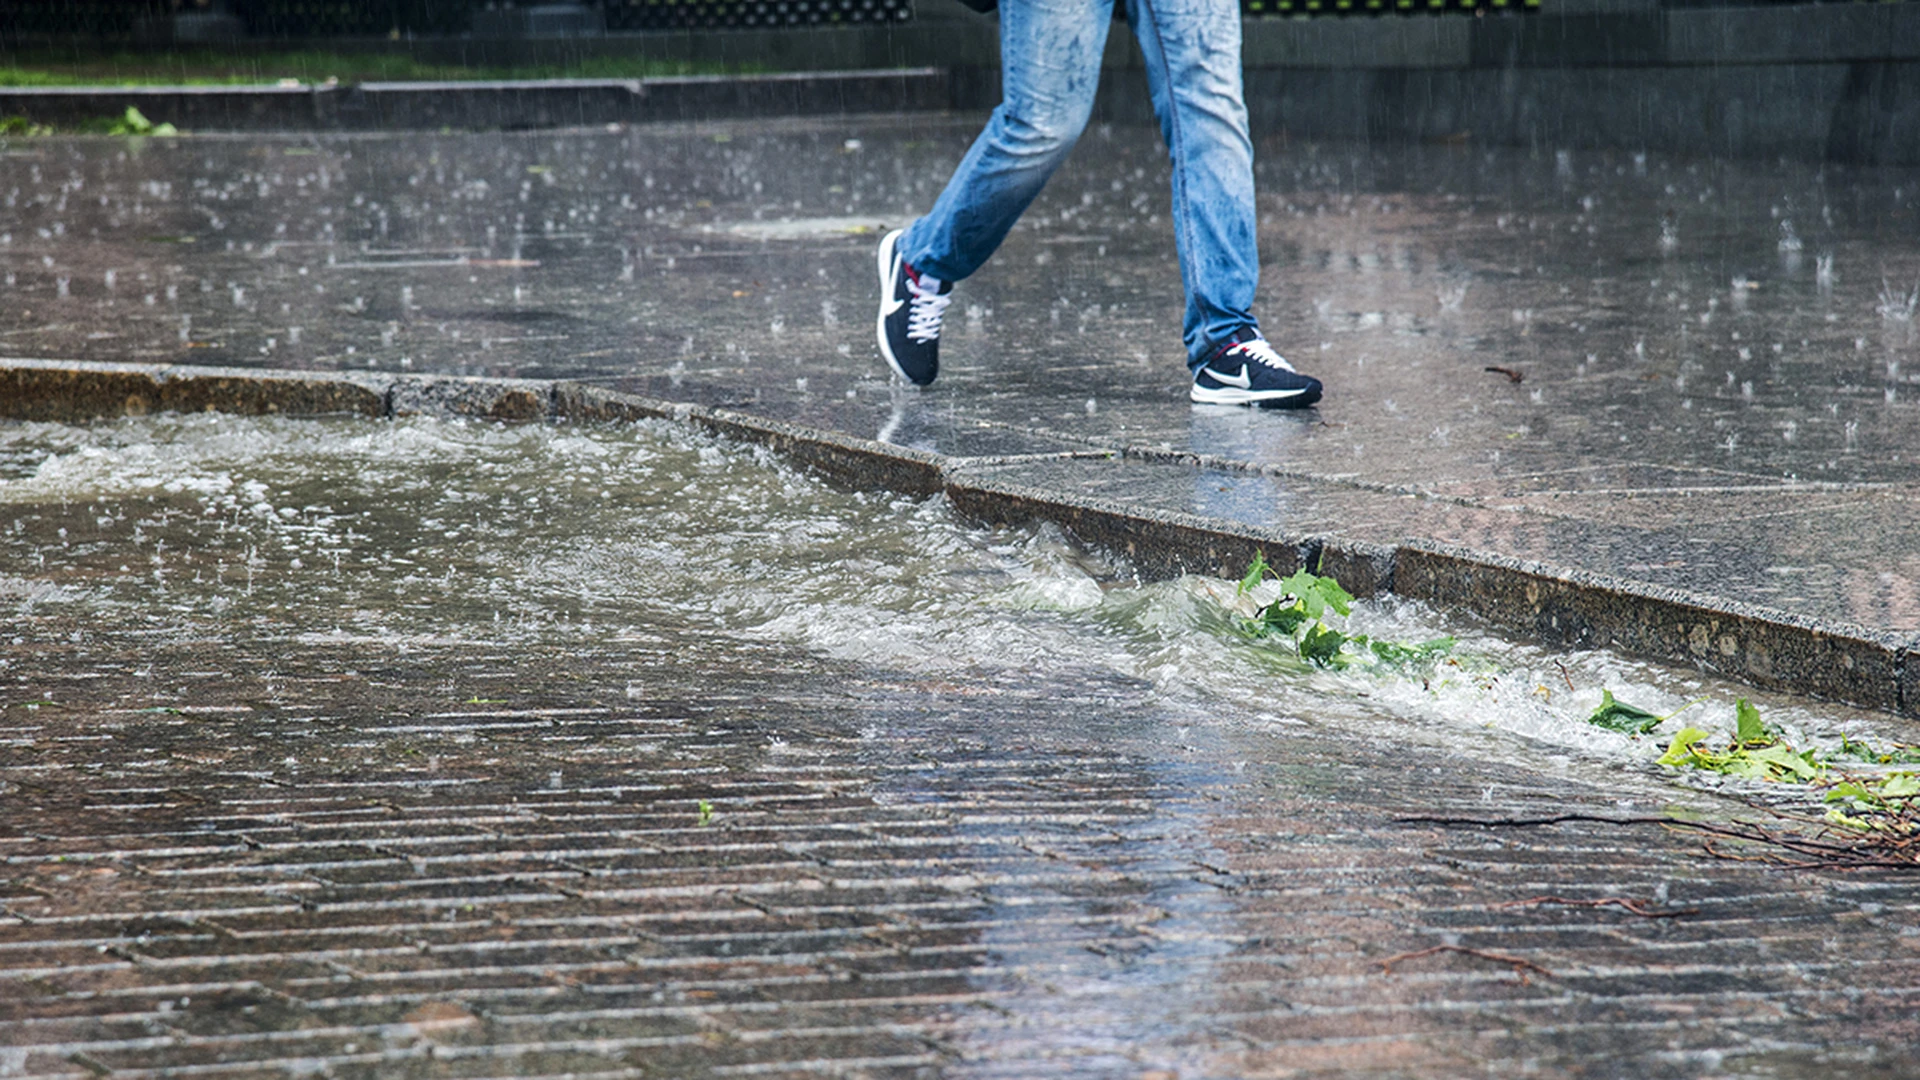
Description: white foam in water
0,412,1896,802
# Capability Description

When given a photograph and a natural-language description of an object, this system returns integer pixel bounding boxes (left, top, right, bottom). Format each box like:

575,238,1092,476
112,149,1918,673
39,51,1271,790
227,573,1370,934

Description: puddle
1,411,1903,815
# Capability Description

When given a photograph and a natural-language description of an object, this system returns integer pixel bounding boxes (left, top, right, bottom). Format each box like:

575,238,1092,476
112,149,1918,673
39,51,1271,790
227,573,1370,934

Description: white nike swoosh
1209,363,1252,389
881,255,906,316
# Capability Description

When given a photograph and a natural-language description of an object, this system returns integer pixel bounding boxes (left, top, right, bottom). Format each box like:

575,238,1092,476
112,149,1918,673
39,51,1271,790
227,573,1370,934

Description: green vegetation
697,799,714,826
0,50,752,88
1234,554,1454,670
1,106,175,136
0,116,53,136
1230,555,1920,847
1583,689,1668,735
1228,556,1920,858
104,106,174,136
1586,689,1920,836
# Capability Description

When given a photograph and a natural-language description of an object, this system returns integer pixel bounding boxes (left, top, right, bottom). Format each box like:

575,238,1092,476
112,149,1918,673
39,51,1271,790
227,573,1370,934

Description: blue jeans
900,0,1260,371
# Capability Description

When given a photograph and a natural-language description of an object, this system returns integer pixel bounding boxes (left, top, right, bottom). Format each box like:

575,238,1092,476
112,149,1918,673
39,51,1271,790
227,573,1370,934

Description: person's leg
1124,0,1260,370
900,0,1115,282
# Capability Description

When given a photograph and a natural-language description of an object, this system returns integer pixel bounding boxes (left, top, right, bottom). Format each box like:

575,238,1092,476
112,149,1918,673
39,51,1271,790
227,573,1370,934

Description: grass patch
2,105,175,137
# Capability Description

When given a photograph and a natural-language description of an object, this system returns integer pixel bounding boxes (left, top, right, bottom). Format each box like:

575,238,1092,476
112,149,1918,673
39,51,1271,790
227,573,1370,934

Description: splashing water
0,413,1902,810
1876,277,1917,323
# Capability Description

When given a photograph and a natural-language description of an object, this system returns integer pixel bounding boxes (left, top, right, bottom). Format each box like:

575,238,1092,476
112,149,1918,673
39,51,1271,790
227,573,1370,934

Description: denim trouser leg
902,0,1259,371
1126,0,1260,368
901,0,1113,284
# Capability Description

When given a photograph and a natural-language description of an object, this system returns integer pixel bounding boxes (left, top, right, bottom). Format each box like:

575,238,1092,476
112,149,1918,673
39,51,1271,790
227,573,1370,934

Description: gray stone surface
389,372,554,419
1393,539,1910,713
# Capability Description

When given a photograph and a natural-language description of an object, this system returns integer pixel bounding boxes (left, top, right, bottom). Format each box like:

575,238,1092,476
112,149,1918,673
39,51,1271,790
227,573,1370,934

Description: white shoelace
1228,337,1297,373
906,278,951,344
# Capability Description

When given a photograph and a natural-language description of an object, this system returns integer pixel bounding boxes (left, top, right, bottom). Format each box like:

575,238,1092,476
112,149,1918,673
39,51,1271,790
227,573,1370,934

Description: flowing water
1,410,1901,804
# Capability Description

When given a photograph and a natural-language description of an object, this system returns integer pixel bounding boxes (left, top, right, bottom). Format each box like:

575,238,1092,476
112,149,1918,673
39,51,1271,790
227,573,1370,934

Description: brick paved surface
3,416,1918,1077
6,592,1920,1075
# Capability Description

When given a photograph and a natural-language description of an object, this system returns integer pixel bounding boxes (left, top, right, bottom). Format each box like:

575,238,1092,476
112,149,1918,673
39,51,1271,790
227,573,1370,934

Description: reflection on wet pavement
1,117,1914,629
2,413,1918,1076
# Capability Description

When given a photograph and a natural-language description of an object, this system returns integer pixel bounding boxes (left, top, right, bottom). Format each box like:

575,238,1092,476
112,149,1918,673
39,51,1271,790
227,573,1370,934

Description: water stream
2,411,1902,813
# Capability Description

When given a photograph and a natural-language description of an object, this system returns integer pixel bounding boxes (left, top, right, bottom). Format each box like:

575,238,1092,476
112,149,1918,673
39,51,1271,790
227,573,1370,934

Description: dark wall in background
8,0,1536,43
1,0,1915,166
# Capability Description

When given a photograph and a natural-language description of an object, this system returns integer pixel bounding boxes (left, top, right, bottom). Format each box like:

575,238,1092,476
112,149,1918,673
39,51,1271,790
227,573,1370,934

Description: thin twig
1395,813,1673,829
1484,365,1525,383
1497,895,1699,918
1377,944,1554,983
1398,812,1919,873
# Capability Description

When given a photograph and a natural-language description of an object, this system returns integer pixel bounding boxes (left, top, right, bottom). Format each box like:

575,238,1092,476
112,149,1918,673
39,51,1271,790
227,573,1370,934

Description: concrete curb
1395,541,1910,718
2,358,1910,719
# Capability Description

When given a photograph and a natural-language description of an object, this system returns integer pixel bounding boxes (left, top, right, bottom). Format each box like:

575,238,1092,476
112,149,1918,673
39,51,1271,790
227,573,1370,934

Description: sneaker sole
873,228,917,384
1190,382,1323,408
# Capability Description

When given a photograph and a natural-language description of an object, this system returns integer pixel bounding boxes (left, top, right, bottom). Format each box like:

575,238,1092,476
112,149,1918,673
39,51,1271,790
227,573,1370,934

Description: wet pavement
5,116,1920,1076
2,117,1918,635
3,412,1920,1077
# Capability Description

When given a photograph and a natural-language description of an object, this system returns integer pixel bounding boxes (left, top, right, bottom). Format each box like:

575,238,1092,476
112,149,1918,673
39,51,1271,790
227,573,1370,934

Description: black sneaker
875,228,952,386
1191,331,1323,408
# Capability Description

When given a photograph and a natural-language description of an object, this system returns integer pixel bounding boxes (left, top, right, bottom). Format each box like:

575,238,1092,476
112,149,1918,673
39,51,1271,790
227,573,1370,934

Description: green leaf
1880,773,1920,800
1585,690,1664,735
1309,572,1355,617
1368,636,1456,666
1835,735,1881,762
1734,698,1770,745
1299,623,1348,667
1825,807,1874,832
1719,753,1777,781
1258,602,1310,635
1745,744,1821,782
1237,552,1270,597
111,106,152,135
1658,728,1713,767
1825,780,1875,804
1268,569,1352,620
1271,569,1320,619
